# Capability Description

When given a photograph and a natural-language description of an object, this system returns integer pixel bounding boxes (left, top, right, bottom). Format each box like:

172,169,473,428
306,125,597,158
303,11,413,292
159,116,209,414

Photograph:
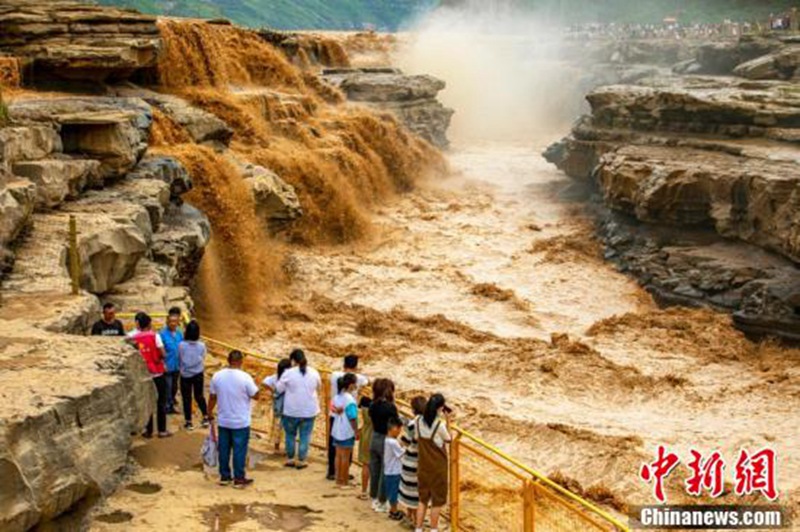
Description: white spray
398,1,587,144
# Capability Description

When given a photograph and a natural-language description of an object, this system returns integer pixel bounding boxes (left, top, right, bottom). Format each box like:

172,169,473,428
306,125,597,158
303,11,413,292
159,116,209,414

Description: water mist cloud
398,2,587,144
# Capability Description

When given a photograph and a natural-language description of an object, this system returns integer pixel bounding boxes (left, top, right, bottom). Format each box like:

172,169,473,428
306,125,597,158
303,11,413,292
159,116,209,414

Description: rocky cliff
546,59,800,340
323,67,454,148
0,2,450,529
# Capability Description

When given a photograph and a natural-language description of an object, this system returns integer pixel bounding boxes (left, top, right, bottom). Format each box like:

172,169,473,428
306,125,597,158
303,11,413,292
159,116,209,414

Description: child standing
331,373,359,488
383,417,406,521
262,358,291,452
357,396,373,500
399,396,427,522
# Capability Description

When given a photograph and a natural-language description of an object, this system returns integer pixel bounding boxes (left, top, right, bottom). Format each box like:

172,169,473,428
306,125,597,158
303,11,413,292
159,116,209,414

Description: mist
397,2,587,144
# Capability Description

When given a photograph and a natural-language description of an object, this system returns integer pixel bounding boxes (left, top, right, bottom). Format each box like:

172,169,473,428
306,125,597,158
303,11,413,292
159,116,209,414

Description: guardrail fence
120,313,629,532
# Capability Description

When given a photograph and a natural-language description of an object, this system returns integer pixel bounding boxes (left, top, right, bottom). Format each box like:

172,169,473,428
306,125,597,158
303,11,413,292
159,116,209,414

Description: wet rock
694,37,780,75
597,211,800,341
151,204,210,286
323,68,454,148
126,155,193,203
241,163,302,232
0,320,153,532
115,88,233,147
547,72,800,339
0,0,160,83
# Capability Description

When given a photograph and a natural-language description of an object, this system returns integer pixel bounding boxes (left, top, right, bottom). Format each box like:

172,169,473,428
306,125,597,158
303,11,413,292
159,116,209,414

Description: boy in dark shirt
91,303,125,337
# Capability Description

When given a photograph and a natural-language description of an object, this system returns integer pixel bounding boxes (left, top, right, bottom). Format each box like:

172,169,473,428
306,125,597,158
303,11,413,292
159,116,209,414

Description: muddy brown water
252,139,800,510
202,503,319,531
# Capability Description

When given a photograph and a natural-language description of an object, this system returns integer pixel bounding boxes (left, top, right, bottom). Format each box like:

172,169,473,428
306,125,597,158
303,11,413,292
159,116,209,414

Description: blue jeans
385,474,401,505
282,416,315,462
165,371,179,411
218,426,250,481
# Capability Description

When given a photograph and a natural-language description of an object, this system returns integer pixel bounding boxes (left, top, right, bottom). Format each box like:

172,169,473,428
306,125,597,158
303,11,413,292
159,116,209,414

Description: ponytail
423,393,445,427
290,348,308,376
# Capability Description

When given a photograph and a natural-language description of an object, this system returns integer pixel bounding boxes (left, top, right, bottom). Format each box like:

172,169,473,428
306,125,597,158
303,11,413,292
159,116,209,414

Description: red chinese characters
734,448,778,501
640,446,780,503
640,445,681,503
685,449,726,498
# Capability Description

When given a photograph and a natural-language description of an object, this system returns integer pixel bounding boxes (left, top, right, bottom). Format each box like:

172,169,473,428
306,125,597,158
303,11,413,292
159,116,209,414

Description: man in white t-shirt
327,353,369,479
208,350,259,488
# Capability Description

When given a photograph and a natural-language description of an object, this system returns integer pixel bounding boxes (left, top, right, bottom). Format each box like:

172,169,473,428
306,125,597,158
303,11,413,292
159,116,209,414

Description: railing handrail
118,312,629,531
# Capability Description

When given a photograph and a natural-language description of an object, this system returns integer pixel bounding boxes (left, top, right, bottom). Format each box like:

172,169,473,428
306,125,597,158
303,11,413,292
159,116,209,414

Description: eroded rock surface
323,68,454,148
0,0,160,82
546,74,800,340
0,320,153,532
241,162,302,232
9,97,152,179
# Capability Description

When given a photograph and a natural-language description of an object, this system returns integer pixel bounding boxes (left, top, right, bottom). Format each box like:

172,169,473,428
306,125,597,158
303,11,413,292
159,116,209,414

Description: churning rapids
253,136,800,511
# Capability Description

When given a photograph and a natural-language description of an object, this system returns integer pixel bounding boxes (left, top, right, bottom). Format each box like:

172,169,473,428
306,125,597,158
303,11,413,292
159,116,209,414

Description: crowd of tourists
565,13,800,41
91,303,452,532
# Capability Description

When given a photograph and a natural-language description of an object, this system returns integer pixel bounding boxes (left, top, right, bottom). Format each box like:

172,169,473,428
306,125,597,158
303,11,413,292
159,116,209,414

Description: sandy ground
82,415,416,532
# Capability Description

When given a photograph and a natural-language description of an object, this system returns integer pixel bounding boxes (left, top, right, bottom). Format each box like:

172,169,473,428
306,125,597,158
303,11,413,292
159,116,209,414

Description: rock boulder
241,163,302,232
323,68,454,148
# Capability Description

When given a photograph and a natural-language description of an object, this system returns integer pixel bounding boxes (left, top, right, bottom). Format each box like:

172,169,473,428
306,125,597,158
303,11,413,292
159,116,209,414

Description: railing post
450,432,461,531
524,479,535,532
68,215,80,295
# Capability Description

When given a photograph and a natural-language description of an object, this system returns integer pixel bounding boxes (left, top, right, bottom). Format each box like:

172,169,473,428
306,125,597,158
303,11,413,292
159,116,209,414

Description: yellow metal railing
119,313,629,532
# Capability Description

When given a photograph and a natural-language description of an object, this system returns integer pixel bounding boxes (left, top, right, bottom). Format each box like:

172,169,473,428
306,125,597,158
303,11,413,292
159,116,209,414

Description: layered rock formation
323,67,454,148
0,95,208,532
0,320,153,531
0,0,159,82
546,73,800,340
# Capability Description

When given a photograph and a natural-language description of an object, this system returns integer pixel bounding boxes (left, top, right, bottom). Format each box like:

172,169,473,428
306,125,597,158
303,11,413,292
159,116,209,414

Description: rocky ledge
323,67,454,148
0,0,159,83
546,74,800,341
0,320,153,531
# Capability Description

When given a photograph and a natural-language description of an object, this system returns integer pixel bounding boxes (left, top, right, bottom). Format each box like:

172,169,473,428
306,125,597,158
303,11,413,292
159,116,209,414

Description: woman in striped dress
399,396,427,521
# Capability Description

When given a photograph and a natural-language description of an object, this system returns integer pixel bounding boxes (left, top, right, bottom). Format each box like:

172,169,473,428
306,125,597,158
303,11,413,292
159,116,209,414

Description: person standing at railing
207,349,259,488
415,393,452,532
277,349,321,470
357,395,373,501
159,307,184,415
399,396,427,525
127,312,170,439
331,373,359,488
369,378,398,513
262,358,291,452
384,416,407,521
178,319,209,431
327,354,370,481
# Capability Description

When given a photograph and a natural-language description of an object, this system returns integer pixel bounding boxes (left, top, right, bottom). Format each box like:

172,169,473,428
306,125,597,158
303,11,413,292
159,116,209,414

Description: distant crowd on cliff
91,302,452,532
566,9,800,41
